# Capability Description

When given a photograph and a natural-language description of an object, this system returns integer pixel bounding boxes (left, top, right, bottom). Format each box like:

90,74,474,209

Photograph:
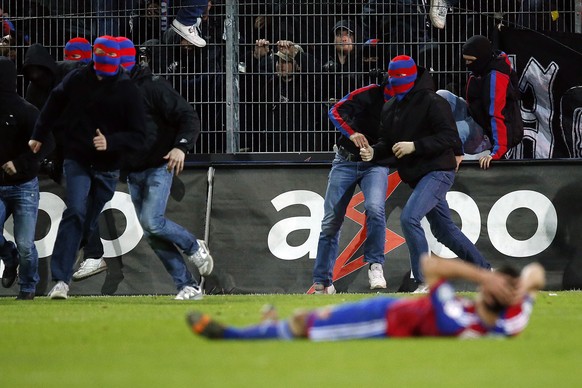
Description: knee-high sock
223,320,294,340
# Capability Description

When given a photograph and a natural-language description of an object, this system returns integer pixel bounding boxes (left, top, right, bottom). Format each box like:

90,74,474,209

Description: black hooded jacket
0,57,54,186
23,43,84,110
373,67,462,186
125,64,200,171
31,63,148,171
465,51,524,159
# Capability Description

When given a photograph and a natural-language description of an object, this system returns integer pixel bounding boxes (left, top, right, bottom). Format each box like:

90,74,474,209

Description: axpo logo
268,189,558,261
2,191,143,259
2,189,557,262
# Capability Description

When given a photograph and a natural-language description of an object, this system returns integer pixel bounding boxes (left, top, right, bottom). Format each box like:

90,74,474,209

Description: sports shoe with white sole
175,285,203,300
429,0,449,29
412,283,430,294
48,281,69,299
368,263,387,289
187,240,214,276
313,283,336,294
171,18,206,47
72,258,107,281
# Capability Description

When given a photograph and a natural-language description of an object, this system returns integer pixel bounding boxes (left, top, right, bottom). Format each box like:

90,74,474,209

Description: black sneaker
186,311,225,339
16,291,35,300
1,264,18,288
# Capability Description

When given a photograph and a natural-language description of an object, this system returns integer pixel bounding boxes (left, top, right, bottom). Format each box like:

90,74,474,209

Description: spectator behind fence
1,17,16,62
29,36,148,300
170,0,209,47
361,0,433,60
127,0,164,44
361,55,492,293
238,0,301,48
517,0,572,32
318,19,365,104
0,57,55,300
436,35,524,169
187,255,546,341
239,38,323,152
155,4,225,152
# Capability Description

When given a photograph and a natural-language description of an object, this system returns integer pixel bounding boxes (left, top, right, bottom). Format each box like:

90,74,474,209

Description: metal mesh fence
2,1,581,155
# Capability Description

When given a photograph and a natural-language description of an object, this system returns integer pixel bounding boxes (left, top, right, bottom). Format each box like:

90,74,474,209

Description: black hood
462,35,494,75
23,43,59,76
0,56,17,93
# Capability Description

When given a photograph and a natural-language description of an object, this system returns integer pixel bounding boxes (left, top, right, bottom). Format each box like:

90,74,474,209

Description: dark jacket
23,43,84,110
0,57,54,186
328,81,395,166
373,67,462,186
31,62,148,171
125,64,200,171
466,51,524,160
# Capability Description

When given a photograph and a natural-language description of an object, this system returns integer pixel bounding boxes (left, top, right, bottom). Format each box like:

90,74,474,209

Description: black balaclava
462,35,494,75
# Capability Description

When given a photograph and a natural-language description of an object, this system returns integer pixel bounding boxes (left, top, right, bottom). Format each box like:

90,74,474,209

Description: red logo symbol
308,172,406,292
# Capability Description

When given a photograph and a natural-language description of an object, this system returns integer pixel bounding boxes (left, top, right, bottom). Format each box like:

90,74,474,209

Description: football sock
223,320,294,340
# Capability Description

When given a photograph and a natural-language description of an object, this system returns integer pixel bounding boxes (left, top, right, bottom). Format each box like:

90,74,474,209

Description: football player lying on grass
186,254,545,341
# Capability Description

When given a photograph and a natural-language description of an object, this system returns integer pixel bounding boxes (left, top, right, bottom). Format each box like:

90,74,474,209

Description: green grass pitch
1,292,581,387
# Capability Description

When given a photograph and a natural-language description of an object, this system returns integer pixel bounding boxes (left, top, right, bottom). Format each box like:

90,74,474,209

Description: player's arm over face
421,254,516,306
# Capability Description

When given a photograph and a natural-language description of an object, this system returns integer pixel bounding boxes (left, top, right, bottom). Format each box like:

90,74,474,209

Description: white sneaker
175,285,203,300
48,281,69,299
429,0,449,29
187,240,214,276
171,18,207,47
72,258,107,281
412,283,430,294
368,263,387,289
313,283,336,294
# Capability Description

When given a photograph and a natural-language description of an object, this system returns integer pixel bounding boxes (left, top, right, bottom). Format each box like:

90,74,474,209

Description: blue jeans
313,153,389,286
0,178,40,293
51,160,119,283
401,170,490,283
437,90,492,154
127,165,200,290
176,0,208,24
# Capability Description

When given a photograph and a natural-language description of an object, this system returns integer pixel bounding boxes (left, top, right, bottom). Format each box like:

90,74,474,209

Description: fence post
224,0,240,153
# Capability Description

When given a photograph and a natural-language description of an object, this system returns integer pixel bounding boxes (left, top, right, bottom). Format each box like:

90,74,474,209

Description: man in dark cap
436,35,524,169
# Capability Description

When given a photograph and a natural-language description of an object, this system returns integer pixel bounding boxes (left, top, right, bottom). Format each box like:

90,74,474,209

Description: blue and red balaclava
116,36,136,72
93,35,121,77
64,37,92,64
387,55,417,101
